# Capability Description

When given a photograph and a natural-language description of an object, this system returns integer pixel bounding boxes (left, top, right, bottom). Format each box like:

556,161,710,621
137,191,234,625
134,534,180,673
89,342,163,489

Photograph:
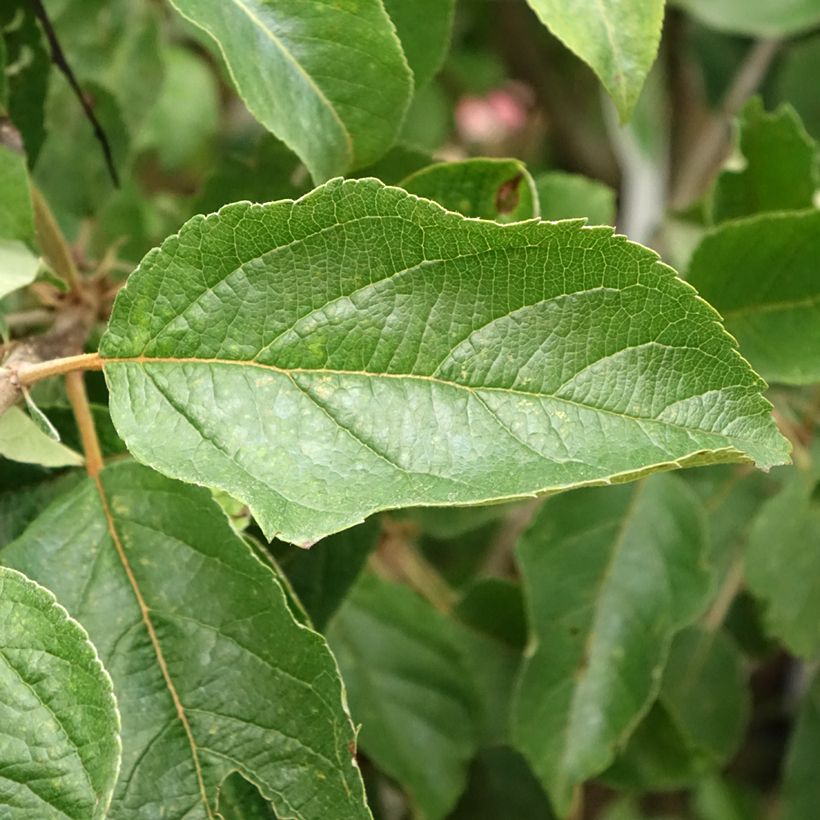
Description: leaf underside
100,178,788,546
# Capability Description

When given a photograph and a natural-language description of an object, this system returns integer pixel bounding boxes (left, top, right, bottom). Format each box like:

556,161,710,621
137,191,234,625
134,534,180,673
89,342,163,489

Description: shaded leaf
536,171,616,225
711,99,817,224
745,470,820,656
383,0,455,89
781,674,820,820
101,178,787,547
0,239,39,300
0,141,33,243
2,462,369,819
329,574,477,820
688,210,820,385
525,0,665,120
673,0,820,36
400,158,539,222
512,475,711,815
0,566,120,818
167,0,413,182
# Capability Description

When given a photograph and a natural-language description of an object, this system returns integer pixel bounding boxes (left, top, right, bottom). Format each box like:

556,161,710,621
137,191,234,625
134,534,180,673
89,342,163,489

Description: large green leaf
2,462,368,819
673,0,820,36
167,0,412,182
536,171,616,225
382,0,455,89
100,178,787,546
512,475,711,815
745,470,820,657
711,99,817,224
0,566,120,818
328,574,478,820
525,0,665,120
781,675,820,820
688,210,820,385
400,158,539,222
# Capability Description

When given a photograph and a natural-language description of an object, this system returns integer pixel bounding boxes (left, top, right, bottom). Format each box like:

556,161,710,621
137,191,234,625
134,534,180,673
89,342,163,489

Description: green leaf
400,158,539,222
0,566,120,818
217,773,277,820
605,626,749,789
525,0,665,120
688,210,820,385
2,462,369,819
711,99,818,224
0,239,39,300
100,178,788,546
781,674,820,820
382,0,455,89
777,36,820,139
166,0,413,182
512,475,711,815
745,471,820,656
673,0,820,36
449,747,555,820
328,574,477,820
535,171,617,225
273,518,380,630
0,406,83,468
0,141,34,244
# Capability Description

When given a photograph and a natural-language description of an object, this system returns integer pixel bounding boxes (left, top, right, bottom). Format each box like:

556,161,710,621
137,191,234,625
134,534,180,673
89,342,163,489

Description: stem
704,555,745,632
15,351,103,386
65,370,103,477
671,38,781,209
31,185,82,293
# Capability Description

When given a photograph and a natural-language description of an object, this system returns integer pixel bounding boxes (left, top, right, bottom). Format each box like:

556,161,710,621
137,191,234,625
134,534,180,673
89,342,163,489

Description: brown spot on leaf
495,173,523,215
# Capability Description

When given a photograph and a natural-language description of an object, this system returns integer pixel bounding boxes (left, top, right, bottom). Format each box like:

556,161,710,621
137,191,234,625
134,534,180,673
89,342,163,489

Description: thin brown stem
671,38,781,209
704,555,745,632
65,370,103,477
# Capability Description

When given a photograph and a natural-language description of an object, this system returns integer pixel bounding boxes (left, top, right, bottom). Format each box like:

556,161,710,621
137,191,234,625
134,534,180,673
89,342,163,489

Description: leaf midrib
101,355,761,445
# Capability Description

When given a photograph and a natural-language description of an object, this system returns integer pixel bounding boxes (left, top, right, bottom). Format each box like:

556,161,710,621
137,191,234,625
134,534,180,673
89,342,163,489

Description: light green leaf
745,471,820,656
512,475,711,815
0,405,83,468
0,565,120,818
383,0,455,89
328,574,477,820
0,141,34,244
0,239,39,300
2,462,369,819
535,171,617,225
688,210,820,385
711,98,818,224
605,626,749,789
100,177,788,547
673,0,820,36
525,0,665,120
166,0,413,182
400,158,539,222
781,674,820,820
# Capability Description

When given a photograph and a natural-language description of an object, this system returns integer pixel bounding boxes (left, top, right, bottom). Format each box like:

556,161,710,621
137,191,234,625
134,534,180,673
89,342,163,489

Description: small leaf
2,462,369,819
745,471,820,656
101,178,788,547
0,238,39,299
673,0,820,36
711,98,818,224
0,566,121,818
166,0,413,182
536,171,616,225
688,210,820,385
525,0,665,120
383,0,456,89
0,405,83,468
400,158,539,222
512,475,711,815
328,574,478,820
781,674,820,820
0,140,34,244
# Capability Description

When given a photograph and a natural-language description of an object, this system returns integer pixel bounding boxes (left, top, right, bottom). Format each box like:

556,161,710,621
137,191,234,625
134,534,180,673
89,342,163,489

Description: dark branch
28,0,120,188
